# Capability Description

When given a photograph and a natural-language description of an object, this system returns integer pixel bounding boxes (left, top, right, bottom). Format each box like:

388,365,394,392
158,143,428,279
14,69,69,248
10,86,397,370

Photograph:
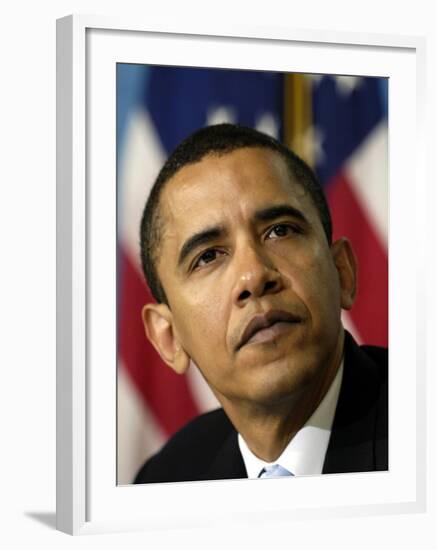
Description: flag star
307,74,324,87
302,125,325,166
255,112,279,139
334,76,363,96
207,106,236,125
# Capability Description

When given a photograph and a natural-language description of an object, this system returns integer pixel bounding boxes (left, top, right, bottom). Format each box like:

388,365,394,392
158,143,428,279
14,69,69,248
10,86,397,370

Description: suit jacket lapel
322,332,382,474
204,429,247,481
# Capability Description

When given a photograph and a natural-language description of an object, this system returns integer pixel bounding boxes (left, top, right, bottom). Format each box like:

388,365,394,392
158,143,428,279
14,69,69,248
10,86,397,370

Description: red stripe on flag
118,247,200,436
326,172,388,347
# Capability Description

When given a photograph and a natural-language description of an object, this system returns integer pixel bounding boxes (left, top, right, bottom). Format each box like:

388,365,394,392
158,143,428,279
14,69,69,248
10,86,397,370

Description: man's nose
232,244,283,306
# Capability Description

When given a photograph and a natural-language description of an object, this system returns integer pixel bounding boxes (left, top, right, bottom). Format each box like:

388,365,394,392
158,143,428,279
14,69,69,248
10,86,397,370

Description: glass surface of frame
116,63,389,487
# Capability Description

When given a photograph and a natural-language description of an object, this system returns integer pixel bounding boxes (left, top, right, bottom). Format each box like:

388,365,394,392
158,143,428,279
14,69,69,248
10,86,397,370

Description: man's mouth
236,310,302,351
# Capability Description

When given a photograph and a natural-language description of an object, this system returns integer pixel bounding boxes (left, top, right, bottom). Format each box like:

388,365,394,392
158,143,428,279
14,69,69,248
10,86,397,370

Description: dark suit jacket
134,332,388,483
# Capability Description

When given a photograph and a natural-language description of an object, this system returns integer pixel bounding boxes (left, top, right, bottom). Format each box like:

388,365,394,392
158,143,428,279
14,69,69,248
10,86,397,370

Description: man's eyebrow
254,204,308,224
178,226,225,267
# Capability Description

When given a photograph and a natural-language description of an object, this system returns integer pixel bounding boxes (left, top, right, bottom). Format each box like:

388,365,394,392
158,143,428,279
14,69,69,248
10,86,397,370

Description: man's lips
236,310,303,351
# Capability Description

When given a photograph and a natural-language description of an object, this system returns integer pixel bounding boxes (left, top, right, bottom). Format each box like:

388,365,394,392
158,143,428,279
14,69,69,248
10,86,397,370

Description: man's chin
238,359,320,407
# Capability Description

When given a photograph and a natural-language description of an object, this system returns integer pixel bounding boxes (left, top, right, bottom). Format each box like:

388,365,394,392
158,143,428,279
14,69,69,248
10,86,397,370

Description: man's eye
193,249,222,269
266,223,300,239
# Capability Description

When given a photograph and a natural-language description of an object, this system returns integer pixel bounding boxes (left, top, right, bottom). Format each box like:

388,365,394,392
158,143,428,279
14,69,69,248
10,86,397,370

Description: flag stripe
327,172,388,347
117,363,165,484
344,122,388,247
118,247,201,436
119,107,165,261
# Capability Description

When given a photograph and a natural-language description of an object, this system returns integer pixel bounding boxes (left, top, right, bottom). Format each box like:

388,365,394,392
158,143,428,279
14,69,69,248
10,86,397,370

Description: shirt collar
238,359,344,478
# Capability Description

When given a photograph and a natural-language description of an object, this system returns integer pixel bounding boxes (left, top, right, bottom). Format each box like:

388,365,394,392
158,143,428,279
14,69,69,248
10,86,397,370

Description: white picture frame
56,14,427,535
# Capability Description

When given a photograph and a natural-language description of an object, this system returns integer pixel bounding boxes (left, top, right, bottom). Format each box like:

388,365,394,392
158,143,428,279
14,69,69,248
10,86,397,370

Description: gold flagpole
283,73,314,169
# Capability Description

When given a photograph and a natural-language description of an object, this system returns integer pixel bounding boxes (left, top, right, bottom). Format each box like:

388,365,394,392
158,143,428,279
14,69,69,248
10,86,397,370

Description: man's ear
331,238,357,311
141,303,190,375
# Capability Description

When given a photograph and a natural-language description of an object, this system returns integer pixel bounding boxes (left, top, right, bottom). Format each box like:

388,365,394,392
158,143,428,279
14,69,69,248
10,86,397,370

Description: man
134,123,388,483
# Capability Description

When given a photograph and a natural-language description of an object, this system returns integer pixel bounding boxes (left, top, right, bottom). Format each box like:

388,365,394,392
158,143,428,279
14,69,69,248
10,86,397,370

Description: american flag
116,65,388,484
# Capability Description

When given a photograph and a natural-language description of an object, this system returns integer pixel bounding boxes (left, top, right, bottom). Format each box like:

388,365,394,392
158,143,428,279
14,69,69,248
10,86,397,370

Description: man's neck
217,332,345,462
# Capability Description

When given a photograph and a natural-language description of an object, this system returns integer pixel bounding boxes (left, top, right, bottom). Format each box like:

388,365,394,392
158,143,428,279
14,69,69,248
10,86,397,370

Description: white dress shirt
238,360,344,478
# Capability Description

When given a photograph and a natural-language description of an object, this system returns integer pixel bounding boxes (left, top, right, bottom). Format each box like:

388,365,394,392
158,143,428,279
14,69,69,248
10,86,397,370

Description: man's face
153,147,352,408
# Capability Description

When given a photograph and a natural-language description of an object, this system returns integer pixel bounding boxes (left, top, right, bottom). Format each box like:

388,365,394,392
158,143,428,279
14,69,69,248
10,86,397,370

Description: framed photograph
56,15,426,535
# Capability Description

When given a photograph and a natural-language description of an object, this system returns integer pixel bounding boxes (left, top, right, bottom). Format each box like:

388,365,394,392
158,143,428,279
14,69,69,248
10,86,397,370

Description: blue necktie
258,464,294,478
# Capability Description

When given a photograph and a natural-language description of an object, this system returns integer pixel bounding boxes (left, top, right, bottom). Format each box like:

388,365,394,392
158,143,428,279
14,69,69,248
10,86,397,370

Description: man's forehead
159,148,314,228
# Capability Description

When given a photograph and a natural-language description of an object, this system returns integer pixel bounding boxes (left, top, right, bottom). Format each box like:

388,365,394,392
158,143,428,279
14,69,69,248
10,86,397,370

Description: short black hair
140,123,332,304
